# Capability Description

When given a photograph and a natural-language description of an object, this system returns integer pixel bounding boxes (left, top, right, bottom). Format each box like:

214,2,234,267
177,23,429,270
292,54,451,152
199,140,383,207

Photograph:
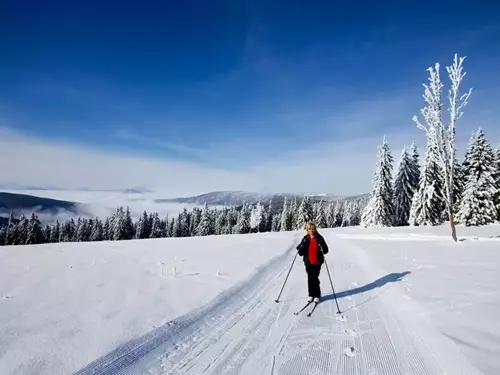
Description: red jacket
296,233,329,265
308,235,319,264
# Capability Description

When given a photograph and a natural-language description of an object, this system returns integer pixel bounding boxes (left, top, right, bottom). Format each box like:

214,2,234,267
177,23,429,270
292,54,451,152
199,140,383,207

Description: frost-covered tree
315,202,327,228
172,214,182,237
409,126,445,227
25,213,44,245
135,211,150,239
280,197,293,231
150,213,164,238
215,208,227,235
452,157,465,213
361,137,395,227
412,54,472,241
493,145,500,220
272,213,281,232
196,203,213,236
341,201,354,227
123,207,135,240
296,196,314,230
250,201,265,232
13,215,29,245
290,198,299,228
456,129,497,226
393,147,414,226
50,220,61,243
4,213,15,245
75,218,87,242
409,142,421,193
265,199,273,232
326,202,336,228
91,218,104,241
235,202,251,234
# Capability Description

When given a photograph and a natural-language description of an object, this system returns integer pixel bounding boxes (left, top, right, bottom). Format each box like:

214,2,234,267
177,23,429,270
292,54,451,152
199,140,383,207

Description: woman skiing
296,222,329,303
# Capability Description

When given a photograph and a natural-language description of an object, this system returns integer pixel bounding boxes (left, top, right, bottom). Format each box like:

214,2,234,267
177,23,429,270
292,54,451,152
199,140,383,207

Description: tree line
361,55,499,234
361,129,500,228
0,196,368,246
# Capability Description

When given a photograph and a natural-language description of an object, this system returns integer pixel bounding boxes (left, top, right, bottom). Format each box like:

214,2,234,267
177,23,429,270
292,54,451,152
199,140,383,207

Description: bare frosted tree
412,54,472,241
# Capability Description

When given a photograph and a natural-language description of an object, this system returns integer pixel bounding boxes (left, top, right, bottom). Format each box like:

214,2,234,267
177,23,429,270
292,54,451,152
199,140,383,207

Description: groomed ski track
76,232,484,375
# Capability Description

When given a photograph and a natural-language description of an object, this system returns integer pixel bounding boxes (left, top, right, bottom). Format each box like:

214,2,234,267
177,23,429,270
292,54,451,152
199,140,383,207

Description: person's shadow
322,271,411,302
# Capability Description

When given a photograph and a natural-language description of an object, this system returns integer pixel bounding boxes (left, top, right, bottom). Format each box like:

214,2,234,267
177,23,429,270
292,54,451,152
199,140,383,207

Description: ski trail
76,232,485,375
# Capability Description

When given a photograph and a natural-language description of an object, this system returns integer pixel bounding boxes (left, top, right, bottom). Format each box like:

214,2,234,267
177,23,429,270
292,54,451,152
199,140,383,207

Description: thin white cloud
0,127,256,197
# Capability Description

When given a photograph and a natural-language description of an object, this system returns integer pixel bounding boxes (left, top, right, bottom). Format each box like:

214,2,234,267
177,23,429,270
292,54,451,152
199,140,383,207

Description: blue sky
1,0,500,196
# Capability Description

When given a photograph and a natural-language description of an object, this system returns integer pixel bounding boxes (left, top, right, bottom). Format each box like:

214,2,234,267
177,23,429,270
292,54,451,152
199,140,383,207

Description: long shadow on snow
74,237,300,375
322,271,411,303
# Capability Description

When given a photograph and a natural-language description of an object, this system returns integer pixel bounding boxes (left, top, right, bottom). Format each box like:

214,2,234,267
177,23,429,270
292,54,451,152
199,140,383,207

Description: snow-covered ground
1,225,499,374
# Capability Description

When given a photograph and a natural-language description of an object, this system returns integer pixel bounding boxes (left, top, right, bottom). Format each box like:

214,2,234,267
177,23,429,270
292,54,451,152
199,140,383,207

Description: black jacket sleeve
318,235,329,254
296,236,307,256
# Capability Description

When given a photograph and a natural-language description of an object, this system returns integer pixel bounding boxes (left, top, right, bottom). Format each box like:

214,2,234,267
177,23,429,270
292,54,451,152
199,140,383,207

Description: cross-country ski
293,300,313,315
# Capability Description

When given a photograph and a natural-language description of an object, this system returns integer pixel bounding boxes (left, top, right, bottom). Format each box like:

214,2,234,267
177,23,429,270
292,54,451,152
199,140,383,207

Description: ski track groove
75,232,486,375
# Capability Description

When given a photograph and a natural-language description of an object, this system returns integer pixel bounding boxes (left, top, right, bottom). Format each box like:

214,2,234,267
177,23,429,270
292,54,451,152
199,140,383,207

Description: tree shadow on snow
322,271,411,303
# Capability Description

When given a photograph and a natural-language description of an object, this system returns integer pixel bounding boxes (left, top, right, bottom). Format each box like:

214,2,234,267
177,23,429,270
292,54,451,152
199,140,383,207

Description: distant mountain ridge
0,192,83,216
155,190,363,207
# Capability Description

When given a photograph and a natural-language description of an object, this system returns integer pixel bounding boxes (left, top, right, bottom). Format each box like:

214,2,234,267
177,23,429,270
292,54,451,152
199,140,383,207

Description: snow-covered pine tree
172,214,182,237
326,202,336,228
272,213,281,232
493,145,500,221
235,202,251,234
50,220,61,243
0,226,6,246
456,129,497,226
412,54,472,241
215,208,226,235
75,218,87,242
342,200,353,227
43,225,51,243
91,218,104,241
25,213,44,245
179,208,191,237
409,125,445,226
393,147,414,226
290,197,299,228
280,197,290,231
265,199,273,232
135,211,149,239
167,217,174,237
150,213,164,238
250,201,265,232
316,202,327,228
124,207,135,240
112,207,126,240
409,142,421,194
4,213,15,245
361,137,395,227
13,215,29,245
196,203,213,236
190,207,202,236
296,196,314,230
350,198,366,226
452,157,465,213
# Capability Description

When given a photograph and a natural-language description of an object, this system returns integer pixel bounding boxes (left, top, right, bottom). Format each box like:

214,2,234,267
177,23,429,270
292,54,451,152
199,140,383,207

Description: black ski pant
305,264,321,298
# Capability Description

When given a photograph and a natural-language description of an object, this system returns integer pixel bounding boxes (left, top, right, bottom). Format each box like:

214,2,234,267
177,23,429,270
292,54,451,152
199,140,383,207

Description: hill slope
0,191,81,216
2,226,499,374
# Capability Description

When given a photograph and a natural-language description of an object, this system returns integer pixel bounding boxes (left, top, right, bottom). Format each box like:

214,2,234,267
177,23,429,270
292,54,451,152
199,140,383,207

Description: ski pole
323,258,341,314
275,251,298,303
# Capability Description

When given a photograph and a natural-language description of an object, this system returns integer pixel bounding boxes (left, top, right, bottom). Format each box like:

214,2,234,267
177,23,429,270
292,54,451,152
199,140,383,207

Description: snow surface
1,225,500,374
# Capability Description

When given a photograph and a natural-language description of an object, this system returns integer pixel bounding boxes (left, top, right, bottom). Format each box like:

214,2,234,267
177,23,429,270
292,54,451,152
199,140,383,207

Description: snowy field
1,225,500,374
